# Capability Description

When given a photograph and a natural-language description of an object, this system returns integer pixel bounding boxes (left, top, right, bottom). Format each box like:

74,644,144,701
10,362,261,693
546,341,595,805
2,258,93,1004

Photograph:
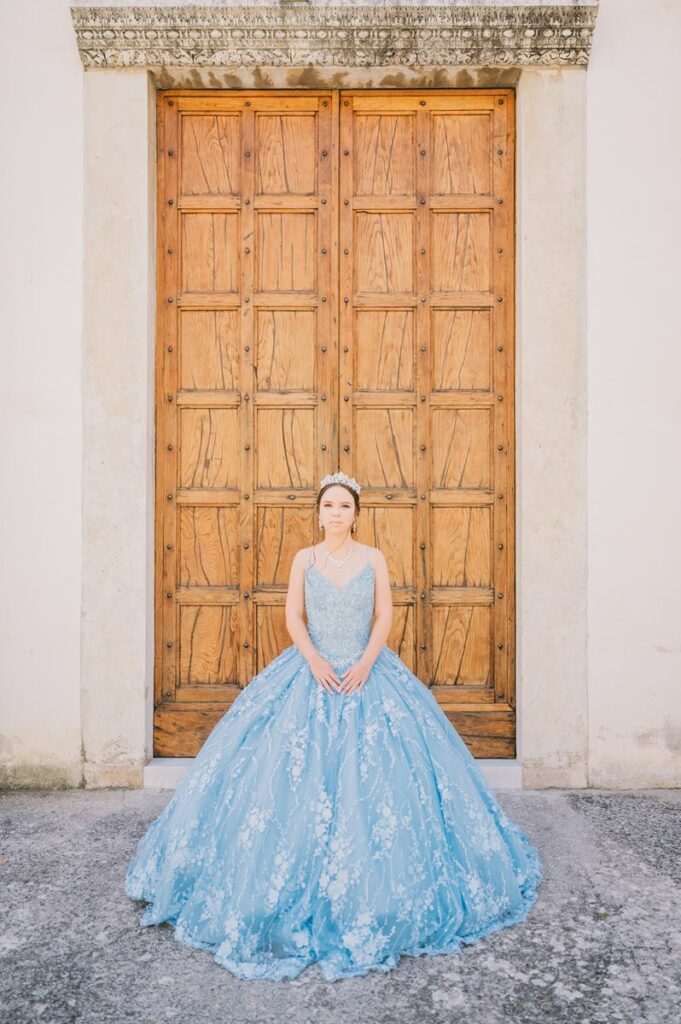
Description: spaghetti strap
356,544,372,572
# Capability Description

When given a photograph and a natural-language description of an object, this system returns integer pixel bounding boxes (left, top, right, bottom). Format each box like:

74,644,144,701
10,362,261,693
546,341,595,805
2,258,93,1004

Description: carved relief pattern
70,4,598,69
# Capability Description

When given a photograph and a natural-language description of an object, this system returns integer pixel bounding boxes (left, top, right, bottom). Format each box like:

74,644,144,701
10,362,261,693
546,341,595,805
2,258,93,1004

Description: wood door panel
179,310,240,390
432,605,493,687
354,310,414,390
179,408,239,489
354,213,415,294
255,408,316,489
353,409,415,489
179,506,240,588
255,212,317,292
181,213,240,293
155,90,337,755
354,114,415,195
155,88,515,758
255,506,314,586
431,113,493,195
340,89,515,754
389,603,417,673
255,310,317,391
430,212,491,292
255,604,290,675
255,113,318,195
179,604,239,685
431,507,492,587
431,309,492,391
430,408,492,490
180,114,241,195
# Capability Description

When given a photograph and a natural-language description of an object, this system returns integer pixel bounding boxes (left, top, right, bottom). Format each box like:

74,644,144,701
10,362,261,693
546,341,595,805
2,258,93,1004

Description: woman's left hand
340,659,371,695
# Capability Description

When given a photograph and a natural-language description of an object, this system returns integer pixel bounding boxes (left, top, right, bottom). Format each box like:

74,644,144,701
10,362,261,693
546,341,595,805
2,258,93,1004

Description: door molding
70,2,599,71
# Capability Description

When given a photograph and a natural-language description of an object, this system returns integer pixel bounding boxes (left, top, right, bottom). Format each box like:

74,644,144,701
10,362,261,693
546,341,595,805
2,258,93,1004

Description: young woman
125,471,543,981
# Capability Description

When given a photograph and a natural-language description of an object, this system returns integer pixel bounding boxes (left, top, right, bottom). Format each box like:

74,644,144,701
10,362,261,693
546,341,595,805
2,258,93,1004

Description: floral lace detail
304,556,375,668
237,807,272,850
341,910,392,968
125,547,543,982
371,800,399,858
266,841,291,911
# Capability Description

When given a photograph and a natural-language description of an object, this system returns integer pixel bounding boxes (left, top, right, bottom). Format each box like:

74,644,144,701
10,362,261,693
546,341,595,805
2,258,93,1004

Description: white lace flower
371,800,398,856
313,791,334,845
327,871,348,900
237,807,271,848
341,913,390,966
384,697,407,722
288,733,307,785
365,722,379,744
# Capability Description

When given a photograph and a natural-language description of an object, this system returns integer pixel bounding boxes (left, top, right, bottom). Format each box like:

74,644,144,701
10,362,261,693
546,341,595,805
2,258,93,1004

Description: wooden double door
155,88,516,758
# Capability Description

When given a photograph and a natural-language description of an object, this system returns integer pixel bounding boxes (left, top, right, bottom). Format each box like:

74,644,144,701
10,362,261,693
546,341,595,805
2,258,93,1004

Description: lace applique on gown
125,547,543,982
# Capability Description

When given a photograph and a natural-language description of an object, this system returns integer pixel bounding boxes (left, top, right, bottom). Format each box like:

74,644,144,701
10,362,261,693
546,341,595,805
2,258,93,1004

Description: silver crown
320,471,361,496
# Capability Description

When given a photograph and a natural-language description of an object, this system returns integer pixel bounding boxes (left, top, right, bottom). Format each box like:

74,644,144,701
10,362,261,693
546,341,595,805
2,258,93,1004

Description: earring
318,521,323,529
351,521,356,534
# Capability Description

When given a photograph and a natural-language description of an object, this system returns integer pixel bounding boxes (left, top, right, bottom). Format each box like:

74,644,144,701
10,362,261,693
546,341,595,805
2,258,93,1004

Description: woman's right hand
307,653,342,693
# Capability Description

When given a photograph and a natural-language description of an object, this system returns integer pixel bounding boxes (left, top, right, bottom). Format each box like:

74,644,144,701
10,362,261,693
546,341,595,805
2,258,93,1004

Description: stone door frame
78,8,592,789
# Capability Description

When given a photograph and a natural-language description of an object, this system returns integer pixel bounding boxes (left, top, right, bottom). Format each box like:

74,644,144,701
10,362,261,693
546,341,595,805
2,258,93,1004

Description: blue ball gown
125,548,543,982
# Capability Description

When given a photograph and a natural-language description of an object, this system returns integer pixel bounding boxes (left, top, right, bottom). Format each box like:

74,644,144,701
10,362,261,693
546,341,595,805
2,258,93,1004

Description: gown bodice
304,554,375,670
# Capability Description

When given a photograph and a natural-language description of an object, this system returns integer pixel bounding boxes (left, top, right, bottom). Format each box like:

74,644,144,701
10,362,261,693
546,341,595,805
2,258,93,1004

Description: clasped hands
308,652,371,695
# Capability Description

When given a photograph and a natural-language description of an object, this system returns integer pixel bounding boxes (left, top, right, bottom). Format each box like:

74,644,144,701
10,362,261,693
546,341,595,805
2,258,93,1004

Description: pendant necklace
323,540,354,571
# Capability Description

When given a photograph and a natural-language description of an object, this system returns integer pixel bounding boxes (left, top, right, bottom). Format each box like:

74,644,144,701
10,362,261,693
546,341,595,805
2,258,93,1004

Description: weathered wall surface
585,0,681,787
516,68,588,788
0,0,84,786
80,71,156,788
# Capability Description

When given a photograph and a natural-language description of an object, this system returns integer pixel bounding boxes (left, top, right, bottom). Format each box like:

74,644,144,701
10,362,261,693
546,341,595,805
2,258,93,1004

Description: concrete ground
1,788,679,1024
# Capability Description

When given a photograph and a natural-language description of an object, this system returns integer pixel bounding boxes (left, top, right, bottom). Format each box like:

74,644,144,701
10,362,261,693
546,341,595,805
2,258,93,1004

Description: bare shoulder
361,543,387,570
291,546,312,570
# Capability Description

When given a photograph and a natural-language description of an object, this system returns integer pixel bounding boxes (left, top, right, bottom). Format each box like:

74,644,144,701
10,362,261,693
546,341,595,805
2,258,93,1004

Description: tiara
320,471,361,496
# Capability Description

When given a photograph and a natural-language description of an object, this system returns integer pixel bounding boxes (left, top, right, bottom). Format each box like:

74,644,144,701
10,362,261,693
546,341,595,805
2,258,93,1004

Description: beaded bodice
304,552,375,671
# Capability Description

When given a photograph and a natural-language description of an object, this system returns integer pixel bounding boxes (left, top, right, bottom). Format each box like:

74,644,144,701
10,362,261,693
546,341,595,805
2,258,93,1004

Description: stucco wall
0,0,679,789
516,68,588,787
0,0,84,786
585,0,681,786
80,71,157,788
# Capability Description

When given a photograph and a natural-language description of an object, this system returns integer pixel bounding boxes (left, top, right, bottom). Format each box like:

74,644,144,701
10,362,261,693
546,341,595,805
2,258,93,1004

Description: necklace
322,540,354,570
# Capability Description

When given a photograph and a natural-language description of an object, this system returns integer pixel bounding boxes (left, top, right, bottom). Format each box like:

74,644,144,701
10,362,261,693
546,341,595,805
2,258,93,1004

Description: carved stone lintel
70,3,599,70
